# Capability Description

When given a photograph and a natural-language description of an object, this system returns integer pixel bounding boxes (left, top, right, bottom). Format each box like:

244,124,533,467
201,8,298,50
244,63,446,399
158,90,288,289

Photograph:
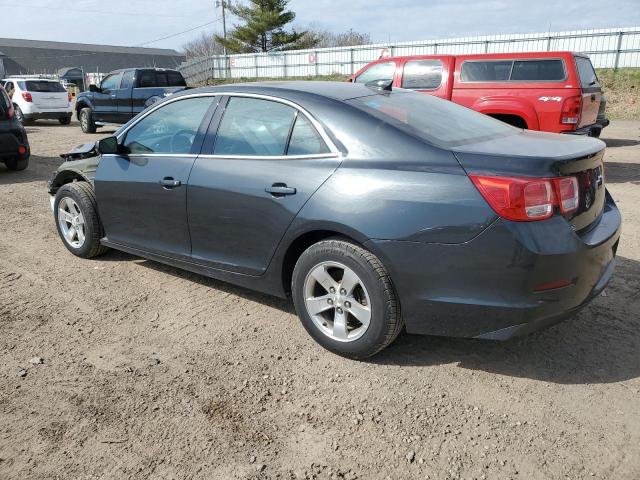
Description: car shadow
603,138,640,148
97,248,640,386
373,255,640,385
602,161,640,184
0,155,62,184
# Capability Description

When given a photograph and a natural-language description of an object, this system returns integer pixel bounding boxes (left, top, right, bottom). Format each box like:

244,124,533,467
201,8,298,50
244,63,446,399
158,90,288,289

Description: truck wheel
54,182,109,258
4,156,29,171
291,239,403,359
79,108,97,133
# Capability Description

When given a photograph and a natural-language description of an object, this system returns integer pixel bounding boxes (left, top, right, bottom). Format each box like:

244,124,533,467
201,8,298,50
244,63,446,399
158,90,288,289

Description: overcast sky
0,0,639,51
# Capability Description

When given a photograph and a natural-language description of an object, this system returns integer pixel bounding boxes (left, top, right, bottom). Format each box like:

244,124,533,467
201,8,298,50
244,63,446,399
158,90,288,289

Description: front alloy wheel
57,197,86,249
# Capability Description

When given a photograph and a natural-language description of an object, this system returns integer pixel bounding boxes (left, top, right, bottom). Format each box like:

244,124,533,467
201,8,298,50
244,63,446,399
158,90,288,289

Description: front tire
79,108,97,133
292,239,402,359
54,182,109,258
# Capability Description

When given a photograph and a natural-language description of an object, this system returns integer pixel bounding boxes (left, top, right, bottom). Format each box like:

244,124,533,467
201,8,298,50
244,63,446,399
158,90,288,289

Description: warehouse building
0,38,185,88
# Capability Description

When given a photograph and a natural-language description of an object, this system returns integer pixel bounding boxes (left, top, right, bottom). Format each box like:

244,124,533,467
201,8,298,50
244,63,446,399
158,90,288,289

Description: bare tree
182,32,225,59
297,26,371,49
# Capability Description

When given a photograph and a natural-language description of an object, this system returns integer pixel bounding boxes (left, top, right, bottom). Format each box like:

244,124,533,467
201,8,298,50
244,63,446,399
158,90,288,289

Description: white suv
2,78,73,125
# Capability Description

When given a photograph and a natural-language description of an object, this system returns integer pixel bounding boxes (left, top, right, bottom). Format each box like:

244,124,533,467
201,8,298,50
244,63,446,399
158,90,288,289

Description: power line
136,17,223,46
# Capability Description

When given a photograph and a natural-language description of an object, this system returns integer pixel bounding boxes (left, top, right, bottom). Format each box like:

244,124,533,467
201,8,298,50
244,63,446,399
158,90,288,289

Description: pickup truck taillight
560,95,582,125
470,175,579,221
22,92,33,102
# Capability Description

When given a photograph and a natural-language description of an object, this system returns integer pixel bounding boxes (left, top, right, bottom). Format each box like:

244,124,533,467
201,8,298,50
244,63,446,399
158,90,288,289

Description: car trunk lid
24,81,69,109
452,130,606,231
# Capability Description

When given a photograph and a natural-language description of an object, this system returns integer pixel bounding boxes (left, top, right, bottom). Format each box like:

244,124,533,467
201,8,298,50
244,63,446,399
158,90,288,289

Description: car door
187,95,342,275
93,72,122,123
95,95,219,258
115,70,135,123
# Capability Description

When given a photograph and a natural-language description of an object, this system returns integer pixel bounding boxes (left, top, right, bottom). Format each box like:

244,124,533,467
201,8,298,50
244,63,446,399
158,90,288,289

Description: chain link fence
179,27,640,85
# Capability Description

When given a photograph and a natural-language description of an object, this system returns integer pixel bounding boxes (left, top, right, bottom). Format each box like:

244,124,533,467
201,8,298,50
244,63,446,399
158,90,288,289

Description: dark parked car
48,82,621,358
0,84,30,171
75,68,187,133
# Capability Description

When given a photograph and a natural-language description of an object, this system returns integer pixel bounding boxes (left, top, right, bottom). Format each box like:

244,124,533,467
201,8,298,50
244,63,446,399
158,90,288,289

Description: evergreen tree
216,0,310,53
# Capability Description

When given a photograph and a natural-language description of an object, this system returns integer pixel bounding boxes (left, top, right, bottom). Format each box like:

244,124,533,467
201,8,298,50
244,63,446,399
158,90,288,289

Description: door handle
159,177,181,189
265,183,296,197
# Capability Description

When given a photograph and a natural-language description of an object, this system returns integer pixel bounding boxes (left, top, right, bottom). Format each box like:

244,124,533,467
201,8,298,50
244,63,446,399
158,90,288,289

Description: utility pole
216,0,229,77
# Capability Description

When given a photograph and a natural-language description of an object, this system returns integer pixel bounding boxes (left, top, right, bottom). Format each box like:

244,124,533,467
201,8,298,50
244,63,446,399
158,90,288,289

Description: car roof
4,77,58,82
186,81,380,102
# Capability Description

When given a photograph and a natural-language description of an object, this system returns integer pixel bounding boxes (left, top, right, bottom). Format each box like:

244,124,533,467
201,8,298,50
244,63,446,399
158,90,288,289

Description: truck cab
75,68,187,133
350,51,606,137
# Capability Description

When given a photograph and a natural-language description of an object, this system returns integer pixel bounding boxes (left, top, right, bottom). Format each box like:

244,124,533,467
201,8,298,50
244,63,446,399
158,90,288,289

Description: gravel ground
0,120,639,480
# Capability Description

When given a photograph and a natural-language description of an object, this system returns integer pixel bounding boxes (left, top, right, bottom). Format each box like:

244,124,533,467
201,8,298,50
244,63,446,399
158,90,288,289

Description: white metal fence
179,27,640,85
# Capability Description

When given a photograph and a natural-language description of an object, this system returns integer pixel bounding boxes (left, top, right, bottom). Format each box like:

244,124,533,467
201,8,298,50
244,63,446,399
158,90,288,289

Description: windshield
347,90,518,148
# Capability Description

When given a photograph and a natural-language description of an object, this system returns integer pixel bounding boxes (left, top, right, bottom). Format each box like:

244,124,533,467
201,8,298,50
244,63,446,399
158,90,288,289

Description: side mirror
89,84,100,93
97,136,120,155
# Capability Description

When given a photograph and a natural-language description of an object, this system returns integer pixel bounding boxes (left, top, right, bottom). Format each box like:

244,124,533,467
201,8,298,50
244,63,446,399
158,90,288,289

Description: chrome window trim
198,152,339,160
459,58,568,84
115,91,341,158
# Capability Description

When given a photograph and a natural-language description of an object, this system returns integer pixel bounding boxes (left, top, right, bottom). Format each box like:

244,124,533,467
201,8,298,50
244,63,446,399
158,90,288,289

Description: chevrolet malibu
48,82,621,358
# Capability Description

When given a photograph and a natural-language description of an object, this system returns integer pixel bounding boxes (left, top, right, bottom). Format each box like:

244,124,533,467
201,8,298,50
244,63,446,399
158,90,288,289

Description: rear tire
292,239,402,359
59,116,72,125
79,108,97,133
4,156,29,171
14,105,28,124
54,182,109,258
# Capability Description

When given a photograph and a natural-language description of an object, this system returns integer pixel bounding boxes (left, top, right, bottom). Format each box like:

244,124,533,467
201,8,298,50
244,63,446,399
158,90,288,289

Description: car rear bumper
23,111,72,120
0,131,29,159
367,191,621,339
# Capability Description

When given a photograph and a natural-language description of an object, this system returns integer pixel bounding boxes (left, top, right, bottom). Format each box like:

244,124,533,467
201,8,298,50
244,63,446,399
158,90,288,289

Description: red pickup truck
349,51,608,137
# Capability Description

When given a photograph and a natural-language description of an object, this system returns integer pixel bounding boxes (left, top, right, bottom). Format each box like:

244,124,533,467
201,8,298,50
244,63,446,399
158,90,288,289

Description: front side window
123,96,214,154
348,91,517,148
214,97,296,156
402,60,443,89
287,114,330,156
355,61,396,85
100,74,122,92
575,57,599,88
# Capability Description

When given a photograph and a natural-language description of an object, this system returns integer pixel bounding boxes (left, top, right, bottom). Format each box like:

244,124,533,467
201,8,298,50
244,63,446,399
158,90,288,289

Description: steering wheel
170,129,196,153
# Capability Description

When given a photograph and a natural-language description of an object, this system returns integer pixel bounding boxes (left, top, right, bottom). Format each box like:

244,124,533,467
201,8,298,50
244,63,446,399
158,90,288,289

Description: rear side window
24,81,66,92
461,61,512,82
575,57,600,88
137,71,186,88
214,97,296,156
287,114,329,156
461,59,566,82
511,60,565,81
120,71,135,90
402,60,443,90
355,61,396,85
166,71,187,87
137,71,156,88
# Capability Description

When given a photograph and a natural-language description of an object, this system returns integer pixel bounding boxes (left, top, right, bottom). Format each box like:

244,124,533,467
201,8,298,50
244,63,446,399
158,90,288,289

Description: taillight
68,92,73,103
556,177,579,214
470,175,581,222
560,95,581,125
22,92,33,102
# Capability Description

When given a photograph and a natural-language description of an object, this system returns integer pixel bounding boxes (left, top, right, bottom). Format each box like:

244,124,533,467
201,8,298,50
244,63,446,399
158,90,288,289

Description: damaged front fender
60,142,99,161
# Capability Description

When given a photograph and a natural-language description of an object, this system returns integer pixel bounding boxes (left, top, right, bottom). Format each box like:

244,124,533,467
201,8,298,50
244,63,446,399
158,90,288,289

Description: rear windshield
461,59,566,82
347,91,517,148
575,56,600,88
21,81,66,92
137,71,186,88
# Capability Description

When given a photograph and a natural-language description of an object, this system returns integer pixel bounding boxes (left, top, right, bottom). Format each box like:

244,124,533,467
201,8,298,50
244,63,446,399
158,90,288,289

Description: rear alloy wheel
54,182,109,258
14,105,25,124
292,239,402,359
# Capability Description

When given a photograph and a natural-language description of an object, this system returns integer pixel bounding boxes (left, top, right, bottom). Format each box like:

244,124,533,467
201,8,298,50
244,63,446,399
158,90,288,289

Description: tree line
182,0,371,59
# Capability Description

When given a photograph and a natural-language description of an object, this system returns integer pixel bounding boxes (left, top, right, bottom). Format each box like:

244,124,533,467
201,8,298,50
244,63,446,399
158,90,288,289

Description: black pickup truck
75,68,187,133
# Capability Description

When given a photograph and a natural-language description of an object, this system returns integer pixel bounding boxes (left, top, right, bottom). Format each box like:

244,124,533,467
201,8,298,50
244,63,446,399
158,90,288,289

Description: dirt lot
0,120,639,480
